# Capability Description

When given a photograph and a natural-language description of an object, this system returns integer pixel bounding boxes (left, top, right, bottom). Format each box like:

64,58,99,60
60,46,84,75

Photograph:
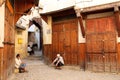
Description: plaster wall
0,4,5,47
76,0,120,8
15,27,28,58
39,0,120,13
42,16,52,44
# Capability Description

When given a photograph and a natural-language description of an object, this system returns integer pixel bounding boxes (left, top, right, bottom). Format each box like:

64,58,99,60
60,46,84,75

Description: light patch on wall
47,29,51,34
18,38,23,44
78,20,85,43
42,16,52,44
117,37,120,43
0,3,5,47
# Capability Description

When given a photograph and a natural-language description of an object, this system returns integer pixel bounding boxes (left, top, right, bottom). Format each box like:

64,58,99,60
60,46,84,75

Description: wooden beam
6,0,14,14
114,6,120,37
81,1,120,13
74,8,85,38
77,17,85,38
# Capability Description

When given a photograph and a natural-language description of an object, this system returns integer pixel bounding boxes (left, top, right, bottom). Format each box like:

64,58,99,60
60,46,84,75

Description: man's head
16,54,20,58
57,54,60,57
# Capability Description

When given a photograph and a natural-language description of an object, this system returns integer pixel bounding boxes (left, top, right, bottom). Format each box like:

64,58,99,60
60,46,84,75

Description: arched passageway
15,5,43,58
28,18,43,51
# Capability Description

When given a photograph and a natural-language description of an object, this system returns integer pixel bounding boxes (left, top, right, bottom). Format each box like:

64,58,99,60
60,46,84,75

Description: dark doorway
28,19,43,57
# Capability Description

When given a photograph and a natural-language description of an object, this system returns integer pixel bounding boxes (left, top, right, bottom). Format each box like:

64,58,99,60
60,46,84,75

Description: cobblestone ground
11,51,120,80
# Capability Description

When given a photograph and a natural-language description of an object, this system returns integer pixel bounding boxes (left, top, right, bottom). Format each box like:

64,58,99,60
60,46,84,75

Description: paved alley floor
11,51,120,80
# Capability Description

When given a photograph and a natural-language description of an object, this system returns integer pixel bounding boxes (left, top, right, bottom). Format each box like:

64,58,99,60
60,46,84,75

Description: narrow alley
1,1,120,80
11,51,120,80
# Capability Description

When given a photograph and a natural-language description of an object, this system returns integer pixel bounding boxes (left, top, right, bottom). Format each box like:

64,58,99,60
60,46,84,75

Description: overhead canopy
16,5,42,30
14,0,40,23
16,15,30,30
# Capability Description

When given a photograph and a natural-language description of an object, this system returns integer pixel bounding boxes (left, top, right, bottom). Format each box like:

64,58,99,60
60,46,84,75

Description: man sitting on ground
52,54,64,69
15,54,28,73
27,45,32,55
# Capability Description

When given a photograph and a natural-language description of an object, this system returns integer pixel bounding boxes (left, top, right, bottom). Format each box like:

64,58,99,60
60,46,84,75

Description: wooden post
114,6,120,72
74,7,85,38
114,6,120,37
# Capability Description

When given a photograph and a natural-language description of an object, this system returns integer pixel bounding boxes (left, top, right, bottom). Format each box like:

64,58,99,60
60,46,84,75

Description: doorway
52,19,78,65
28,20,43,56
86,16,117,72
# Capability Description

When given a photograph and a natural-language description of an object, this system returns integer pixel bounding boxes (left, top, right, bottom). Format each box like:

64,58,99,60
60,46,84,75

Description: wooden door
1,6,15,80
86,16,117,72
52,19,78,65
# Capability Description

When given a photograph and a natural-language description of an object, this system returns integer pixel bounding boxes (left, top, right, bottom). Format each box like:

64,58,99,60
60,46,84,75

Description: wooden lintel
78,17,85,38
114,11,120,37
82,1,120,13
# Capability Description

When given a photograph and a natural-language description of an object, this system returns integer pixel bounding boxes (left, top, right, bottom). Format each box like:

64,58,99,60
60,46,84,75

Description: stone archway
15,5,43,57
29,18,43,50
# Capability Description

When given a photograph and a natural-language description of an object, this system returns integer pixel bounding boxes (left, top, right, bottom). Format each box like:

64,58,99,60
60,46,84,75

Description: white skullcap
57,54,60,57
